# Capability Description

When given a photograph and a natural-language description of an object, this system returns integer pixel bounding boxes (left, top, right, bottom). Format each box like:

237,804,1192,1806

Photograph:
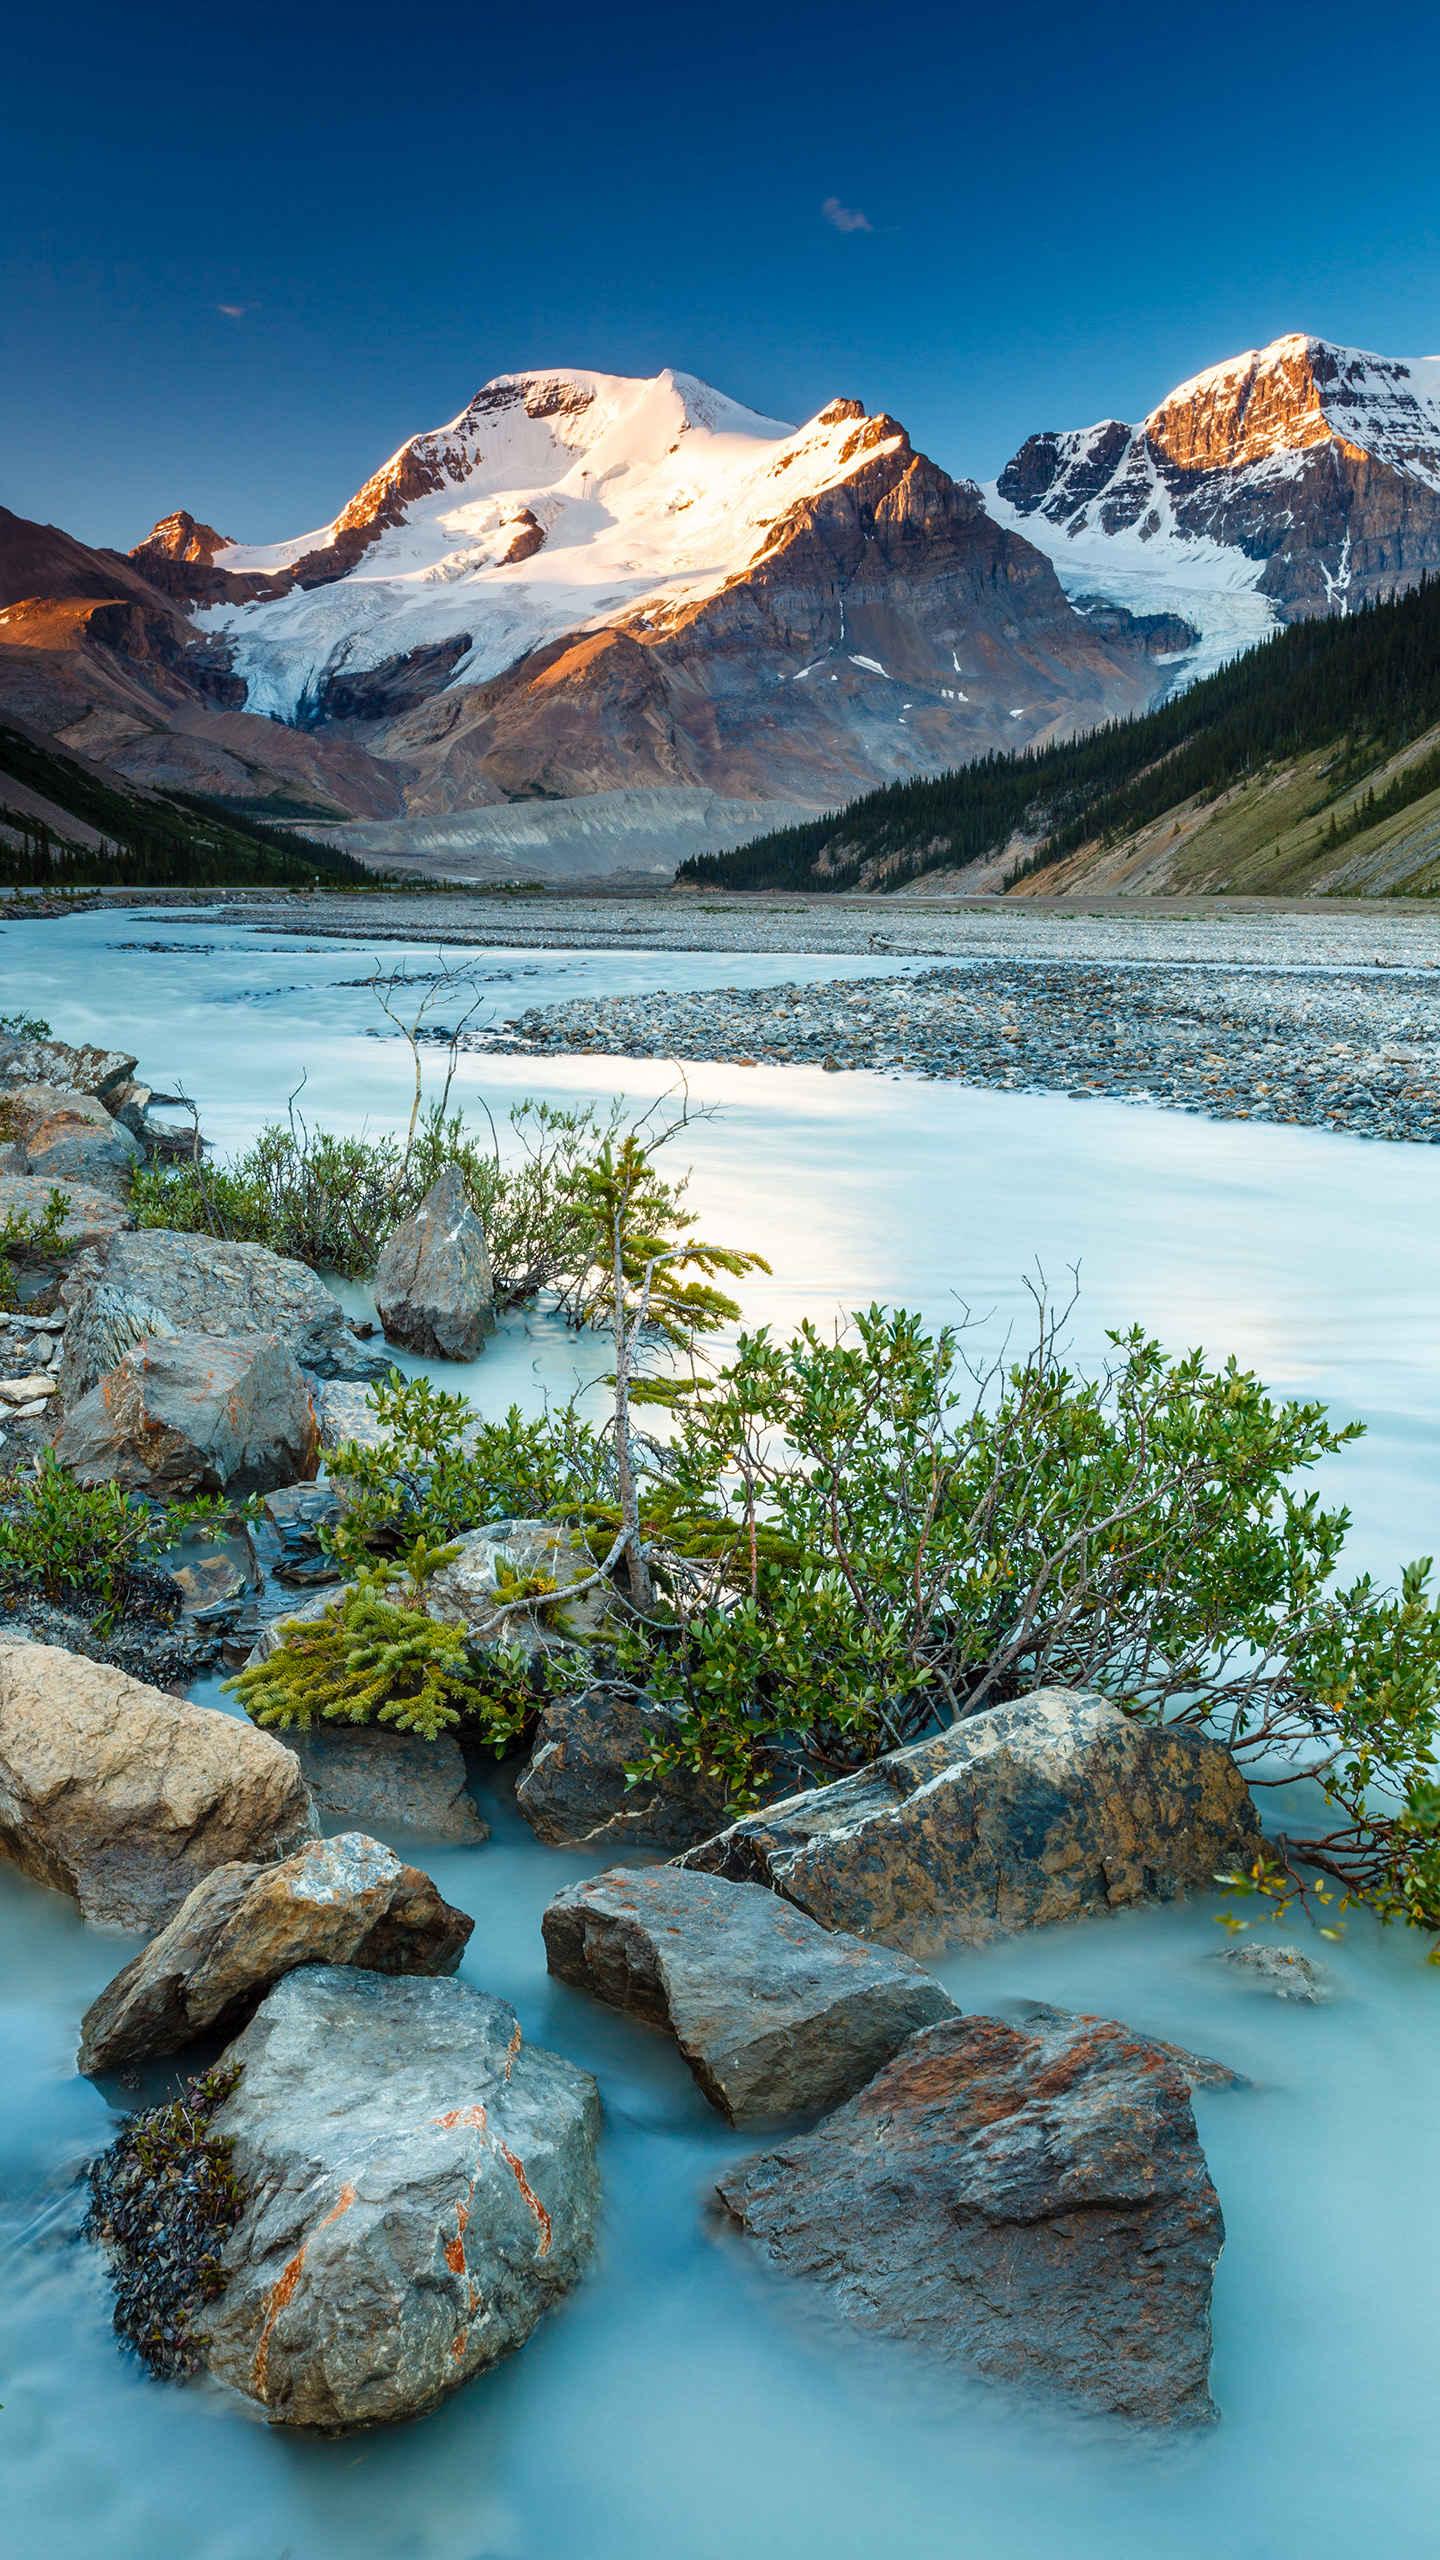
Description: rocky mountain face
0,366,1172,867
990,334,1440,672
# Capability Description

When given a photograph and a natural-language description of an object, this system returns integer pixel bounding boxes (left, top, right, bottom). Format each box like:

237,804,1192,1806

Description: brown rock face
0,1638,316,1929
682,1688,1260,1958
77,1830,473,2071
716,2008,1226,2424
56,1331,319,1499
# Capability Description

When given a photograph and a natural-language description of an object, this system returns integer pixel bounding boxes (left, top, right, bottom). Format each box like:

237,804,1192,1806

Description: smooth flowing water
3,909,1438,2558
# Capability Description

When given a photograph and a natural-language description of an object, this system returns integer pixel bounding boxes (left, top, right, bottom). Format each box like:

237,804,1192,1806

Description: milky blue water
2,908,1438,2558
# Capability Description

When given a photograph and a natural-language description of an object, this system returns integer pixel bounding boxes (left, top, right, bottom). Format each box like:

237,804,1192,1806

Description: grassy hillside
0,722,390,890
676,580,1440,897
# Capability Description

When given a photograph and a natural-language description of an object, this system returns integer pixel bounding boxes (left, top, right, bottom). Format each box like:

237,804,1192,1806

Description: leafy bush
227,1543,556,1747
598,1296,1440,1944
322,1373,613,1573
130,1095,638,1297
0,1010,51,1038
0,1453,188,1629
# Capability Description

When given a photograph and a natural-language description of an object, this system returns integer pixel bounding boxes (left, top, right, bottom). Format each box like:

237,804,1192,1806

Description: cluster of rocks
0,1607,1307,2437
475,957,1440,1145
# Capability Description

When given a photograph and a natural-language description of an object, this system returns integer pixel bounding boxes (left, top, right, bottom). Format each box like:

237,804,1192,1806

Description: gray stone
0,1638,316,1930
58,1229,388,1397
200,1968,600,2427
683,1688,1260,1957
283,1725,489,1846
0,1172,133,1261
258,1481,343,1585
315,1379,386,1451
54,1331,319,1498
78,1831,473,2071
5,1082,143,1193
0,1031,136,1104
717,2008,1225,2424
1218,1940,1332,2002
373,1165,496,1360
515,1679,734,1850
423,1518,625,1656
543,1863,956,2122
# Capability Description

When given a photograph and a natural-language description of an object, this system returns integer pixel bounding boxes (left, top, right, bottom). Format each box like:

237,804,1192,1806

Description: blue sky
4,0,1438,547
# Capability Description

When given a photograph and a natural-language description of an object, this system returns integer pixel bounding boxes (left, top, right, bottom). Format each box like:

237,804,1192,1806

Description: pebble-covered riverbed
475,957,1440,1143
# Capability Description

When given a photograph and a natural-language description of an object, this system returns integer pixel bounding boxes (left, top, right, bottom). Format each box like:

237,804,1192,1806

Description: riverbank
469,955,1440,1145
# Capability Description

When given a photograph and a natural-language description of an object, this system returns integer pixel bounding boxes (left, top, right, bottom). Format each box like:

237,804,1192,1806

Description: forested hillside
677,581,1440,898
0,723,385,890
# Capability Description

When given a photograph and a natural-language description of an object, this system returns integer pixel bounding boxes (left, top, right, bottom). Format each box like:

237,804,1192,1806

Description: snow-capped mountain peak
160,365,919,721
987,332,1440,681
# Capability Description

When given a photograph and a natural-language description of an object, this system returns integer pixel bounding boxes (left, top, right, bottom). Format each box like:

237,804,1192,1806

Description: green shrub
226,1543,556,1748
0,1011,51,1038
0,1453,181,1628
0,1183,71,1309
86,2064,245,2378
322,1373,613,1573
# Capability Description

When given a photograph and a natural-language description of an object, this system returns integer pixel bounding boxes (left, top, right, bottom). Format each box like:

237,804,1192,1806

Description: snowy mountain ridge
987,333,1440,679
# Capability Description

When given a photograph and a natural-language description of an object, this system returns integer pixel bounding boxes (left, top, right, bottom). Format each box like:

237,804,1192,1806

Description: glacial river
3,908,1438,2558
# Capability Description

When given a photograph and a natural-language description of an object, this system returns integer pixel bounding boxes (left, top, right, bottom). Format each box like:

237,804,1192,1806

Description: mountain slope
988,334,1440,684
675,576,1440,899
0,718,380,888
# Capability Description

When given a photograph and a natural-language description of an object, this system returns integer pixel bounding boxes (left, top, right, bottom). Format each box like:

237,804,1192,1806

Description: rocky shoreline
473,956,1440,1144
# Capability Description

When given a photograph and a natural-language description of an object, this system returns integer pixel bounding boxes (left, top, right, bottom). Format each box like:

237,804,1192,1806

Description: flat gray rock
684,1688,1260,1957
543,1863,956,2122
59,1228,388,1396
284,1724,489,1845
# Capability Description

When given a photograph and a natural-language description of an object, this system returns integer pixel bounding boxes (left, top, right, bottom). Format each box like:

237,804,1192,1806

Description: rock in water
0,1030,136,1103
515,1679,734,1850
716,2009,1225,2424
683,1688,1259,1956
78,1832,474,2071
58,1228,388,1395
543,1864,956,2122
373,1165,496,1360
0,1639,316,1929
200,1968,600,2427
282,1726,488,1845
1218,1940,1331,2002
54,1331,319,1497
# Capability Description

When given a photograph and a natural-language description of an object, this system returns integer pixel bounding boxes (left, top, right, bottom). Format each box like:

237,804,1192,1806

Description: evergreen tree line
677,578,1440,893
0,726,385,891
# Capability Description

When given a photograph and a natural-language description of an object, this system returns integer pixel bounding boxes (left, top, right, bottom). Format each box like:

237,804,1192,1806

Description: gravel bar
470,958,1440,1144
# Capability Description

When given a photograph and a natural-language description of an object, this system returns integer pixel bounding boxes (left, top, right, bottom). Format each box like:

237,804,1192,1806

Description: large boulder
282,1726,489,1845
54,1331,319,1498
423,1519,625,1656
0,1638,316,1929
683,1688,1260,1957
515,1679,734,1850
4,1081,142,1193
0,1029,136,1104
373,1165,496,1360
0,1171,133,1260
78,1831,473,2072
58,1228,388,1396
716,2009,1225,2424
159,1968,598,2427
543,1865,955,2123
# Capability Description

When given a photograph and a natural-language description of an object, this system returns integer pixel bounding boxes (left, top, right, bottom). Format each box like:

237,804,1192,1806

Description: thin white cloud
216,302,253,319
821,196,872,235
